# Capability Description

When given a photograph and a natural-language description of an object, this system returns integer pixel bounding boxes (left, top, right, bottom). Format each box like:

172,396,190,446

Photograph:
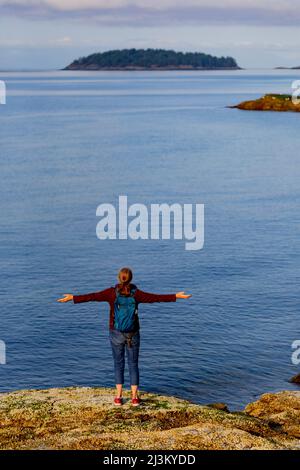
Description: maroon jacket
73,284,176,330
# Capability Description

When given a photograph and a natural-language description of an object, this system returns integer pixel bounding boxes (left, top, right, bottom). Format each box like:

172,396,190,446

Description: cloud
0,36,73,47
1,0,300,26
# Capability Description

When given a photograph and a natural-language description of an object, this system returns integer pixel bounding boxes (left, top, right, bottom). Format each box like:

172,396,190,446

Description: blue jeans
109,329,140,386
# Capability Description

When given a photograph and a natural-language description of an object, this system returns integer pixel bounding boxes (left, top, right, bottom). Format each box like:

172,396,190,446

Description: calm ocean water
0,69,299,409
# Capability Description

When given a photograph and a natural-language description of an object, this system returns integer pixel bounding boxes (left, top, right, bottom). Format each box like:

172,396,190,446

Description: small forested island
64,48,240,71
230,94,300,112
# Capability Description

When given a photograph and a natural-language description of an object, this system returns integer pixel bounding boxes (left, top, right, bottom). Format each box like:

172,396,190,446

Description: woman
57,267,191,406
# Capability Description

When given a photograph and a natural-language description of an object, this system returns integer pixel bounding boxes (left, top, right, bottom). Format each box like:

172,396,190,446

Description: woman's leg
131,385,138,400
109,330,126,397
126,331,140,398
116,384,123,398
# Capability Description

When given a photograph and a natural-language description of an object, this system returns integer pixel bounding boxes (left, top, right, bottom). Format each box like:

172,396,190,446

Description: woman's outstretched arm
57,288,114,304
135,290,191,304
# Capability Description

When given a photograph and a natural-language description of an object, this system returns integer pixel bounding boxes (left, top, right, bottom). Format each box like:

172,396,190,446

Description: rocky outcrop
230,94,300,112
0,387,299,450
245,391,300,439
291,373,300,384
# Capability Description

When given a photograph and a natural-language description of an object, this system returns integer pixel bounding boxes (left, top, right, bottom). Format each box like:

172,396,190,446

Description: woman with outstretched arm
57,267,191,406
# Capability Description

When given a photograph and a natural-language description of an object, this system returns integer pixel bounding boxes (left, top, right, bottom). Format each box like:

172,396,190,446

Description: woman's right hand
57,294,73,303
176,291,192,299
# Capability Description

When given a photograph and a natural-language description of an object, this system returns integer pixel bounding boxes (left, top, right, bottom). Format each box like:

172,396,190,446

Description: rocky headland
0,387,299,450
230,94,300,112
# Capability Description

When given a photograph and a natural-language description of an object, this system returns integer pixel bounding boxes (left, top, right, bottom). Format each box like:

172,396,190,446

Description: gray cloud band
1,3,300,26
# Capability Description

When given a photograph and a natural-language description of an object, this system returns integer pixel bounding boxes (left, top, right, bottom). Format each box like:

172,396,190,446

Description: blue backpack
114,287,138,332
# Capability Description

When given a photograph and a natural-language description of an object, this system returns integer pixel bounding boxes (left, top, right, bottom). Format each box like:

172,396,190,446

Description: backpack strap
130,287,137,297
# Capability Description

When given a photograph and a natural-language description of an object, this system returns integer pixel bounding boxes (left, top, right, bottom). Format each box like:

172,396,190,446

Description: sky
0,0,300,70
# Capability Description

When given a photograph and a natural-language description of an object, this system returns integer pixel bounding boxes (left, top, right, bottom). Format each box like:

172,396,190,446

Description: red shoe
131,397,141,407
114,397,123,406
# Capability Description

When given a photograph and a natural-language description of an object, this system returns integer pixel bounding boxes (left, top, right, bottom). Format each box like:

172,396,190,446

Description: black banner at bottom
0,450,299,466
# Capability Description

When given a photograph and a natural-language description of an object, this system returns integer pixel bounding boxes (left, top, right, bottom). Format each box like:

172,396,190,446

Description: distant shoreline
2,67,300,73
63,66,241,71
275,66,300,70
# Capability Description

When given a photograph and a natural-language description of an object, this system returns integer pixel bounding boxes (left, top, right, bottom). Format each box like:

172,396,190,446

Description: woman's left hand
57,294,74,303
176,291,192,299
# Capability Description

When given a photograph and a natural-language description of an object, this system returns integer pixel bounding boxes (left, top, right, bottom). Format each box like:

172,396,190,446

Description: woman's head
118,267,133,286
